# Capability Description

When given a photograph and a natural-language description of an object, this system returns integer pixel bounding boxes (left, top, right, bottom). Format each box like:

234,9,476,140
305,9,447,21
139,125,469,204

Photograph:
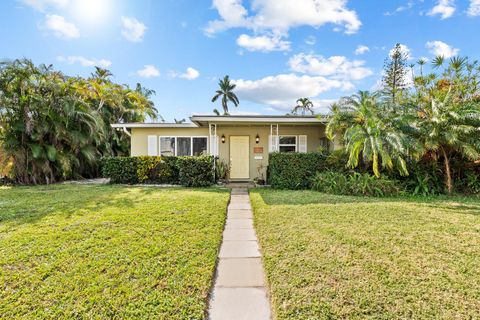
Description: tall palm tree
211,75,239,115
327,91,415,177
291,98,315,115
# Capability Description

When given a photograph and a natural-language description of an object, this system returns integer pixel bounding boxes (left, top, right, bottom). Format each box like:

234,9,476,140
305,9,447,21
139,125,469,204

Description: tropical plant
211,75,239,115
174,118,186,124
409,56,480,193
291,98,314,115
326,90,417,177
0,59,157,184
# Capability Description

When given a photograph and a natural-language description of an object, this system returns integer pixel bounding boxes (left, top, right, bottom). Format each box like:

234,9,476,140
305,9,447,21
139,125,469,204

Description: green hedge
101,157,139,184
177,156,215,187
268,152,327,189
101,156,214,187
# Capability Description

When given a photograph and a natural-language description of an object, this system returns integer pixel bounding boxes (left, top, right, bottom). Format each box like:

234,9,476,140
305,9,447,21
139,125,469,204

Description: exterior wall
129,124,329,181
131,127,209,156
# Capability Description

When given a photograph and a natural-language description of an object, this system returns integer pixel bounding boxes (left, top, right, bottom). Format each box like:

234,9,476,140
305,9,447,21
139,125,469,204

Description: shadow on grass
0,184,229,226
251,188,480,215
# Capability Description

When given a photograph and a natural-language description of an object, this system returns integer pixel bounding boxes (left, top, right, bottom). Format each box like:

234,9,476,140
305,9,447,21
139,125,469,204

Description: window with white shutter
298,135,307,153
147,135,158,156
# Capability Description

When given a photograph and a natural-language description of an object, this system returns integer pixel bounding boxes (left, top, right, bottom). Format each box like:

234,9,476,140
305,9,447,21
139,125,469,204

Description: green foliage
101,157,138,184
382,43,410,103
291,98,314,115
177,156,215,187
0,59,157,185
136,156,178,184
215,159,230,182
311,170,402,197
268,152,327,189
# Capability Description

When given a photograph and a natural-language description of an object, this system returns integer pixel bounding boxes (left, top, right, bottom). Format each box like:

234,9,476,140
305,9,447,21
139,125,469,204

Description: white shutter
210,136,219,156
268,135,278,152
147,135,158,156
298,135,307,153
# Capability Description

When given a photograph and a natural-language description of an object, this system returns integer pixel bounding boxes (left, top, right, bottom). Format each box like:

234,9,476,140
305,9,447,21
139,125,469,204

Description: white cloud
468,0,480,16
40,14,80,39
121,16,147,42
354,45,370,55
288,53,373,81
205,0,361,50
21,0,69,11
384,0,415,16
236,33,290,52
426,40,459,58
57,56,111,67
427,0,456,19
179,67,200,80
233,74,345,109
137,65,160,78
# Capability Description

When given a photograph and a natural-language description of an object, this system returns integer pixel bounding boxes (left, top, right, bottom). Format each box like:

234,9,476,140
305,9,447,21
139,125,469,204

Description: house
112,115,338,181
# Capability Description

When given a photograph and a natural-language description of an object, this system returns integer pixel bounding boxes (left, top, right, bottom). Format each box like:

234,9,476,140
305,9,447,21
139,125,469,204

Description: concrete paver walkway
208,188,271,320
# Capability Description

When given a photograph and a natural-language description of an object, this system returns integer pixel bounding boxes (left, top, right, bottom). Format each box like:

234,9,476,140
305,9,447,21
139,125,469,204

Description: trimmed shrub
101,157,138,184
177,156,215,187
268,152,327,189
136,156,178,184
311,170,402,197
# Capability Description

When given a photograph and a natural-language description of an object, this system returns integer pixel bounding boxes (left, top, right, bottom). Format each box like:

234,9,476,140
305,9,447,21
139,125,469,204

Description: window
177,137,191,156
193,137,208,156
159,137,175,156
159,136,208,156
279,135,297,153
319,137,330,151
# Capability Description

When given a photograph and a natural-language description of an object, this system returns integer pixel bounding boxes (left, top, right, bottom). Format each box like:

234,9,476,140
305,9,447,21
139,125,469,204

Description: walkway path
208,187,271,320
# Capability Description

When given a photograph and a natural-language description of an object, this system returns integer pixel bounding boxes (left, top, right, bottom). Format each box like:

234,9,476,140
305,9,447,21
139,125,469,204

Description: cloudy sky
1,0,479,120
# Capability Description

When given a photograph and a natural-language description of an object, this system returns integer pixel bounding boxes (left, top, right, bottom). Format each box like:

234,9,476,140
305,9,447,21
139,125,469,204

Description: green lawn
250,189,480,320
0,185,229,319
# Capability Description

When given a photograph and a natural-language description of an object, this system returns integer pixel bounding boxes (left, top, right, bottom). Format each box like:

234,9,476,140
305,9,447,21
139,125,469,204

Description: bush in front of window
177,155,215,187
101,156,214,187
268,152,327,189
101,157,139,184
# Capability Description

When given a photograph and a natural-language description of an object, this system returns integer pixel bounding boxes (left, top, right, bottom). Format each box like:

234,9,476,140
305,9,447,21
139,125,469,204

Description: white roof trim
111,123,198,128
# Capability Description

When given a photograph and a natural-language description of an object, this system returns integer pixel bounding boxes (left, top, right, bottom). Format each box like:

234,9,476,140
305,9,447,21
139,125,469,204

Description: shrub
101,157,138,184
136,156,178,184
177,156,215,187
311,170,402,197
268,152,327,189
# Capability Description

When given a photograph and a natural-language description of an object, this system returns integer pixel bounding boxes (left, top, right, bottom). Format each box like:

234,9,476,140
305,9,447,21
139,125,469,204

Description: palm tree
213,109,220,116
174,118,186,124
291,98,315,115
411,56,480,193
211,75,239,115
326,91,415,177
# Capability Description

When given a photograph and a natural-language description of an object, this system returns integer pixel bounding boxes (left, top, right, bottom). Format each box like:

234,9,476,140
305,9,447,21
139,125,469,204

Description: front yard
250,189,480,319
0,185,229,319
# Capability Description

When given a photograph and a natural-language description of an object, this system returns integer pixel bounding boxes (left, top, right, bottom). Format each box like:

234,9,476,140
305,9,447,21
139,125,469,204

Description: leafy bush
136,156,178,184
268,152,327,189
311,170,402,197
215,159,230,182
177,156,215,187
101,157,138,184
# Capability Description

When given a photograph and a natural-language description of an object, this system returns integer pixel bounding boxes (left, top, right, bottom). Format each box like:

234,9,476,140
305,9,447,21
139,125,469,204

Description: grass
250,189,480,320
0,184,229,319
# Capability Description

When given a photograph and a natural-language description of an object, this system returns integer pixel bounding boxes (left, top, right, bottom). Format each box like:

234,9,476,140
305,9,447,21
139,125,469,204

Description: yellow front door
230,136,250,179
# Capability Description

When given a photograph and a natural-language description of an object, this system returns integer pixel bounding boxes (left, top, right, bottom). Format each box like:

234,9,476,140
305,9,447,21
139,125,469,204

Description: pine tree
382,43,409,104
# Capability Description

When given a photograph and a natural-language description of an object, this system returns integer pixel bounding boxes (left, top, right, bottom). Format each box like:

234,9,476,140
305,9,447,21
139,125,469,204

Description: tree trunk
441,147,453,194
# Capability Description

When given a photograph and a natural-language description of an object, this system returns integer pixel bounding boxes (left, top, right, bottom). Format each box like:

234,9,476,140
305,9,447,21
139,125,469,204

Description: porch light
255,134,260,144
221,134,226,143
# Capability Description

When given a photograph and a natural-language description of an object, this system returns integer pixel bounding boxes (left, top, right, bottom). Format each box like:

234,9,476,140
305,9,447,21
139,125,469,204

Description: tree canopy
0,59,157,184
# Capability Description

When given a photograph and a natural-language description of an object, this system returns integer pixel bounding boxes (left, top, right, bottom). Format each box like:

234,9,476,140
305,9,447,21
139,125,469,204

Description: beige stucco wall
130,124,329,181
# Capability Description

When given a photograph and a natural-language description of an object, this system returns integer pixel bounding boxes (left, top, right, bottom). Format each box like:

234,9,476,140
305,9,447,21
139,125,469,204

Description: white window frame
158,136,209,156
278,135,297,153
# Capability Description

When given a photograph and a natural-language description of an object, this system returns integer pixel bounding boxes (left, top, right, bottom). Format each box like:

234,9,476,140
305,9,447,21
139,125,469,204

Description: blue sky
1,0,479,121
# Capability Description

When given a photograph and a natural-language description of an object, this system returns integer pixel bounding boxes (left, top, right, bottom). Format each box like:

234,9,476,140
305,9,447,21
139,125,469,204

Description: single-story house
112,115,339,181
